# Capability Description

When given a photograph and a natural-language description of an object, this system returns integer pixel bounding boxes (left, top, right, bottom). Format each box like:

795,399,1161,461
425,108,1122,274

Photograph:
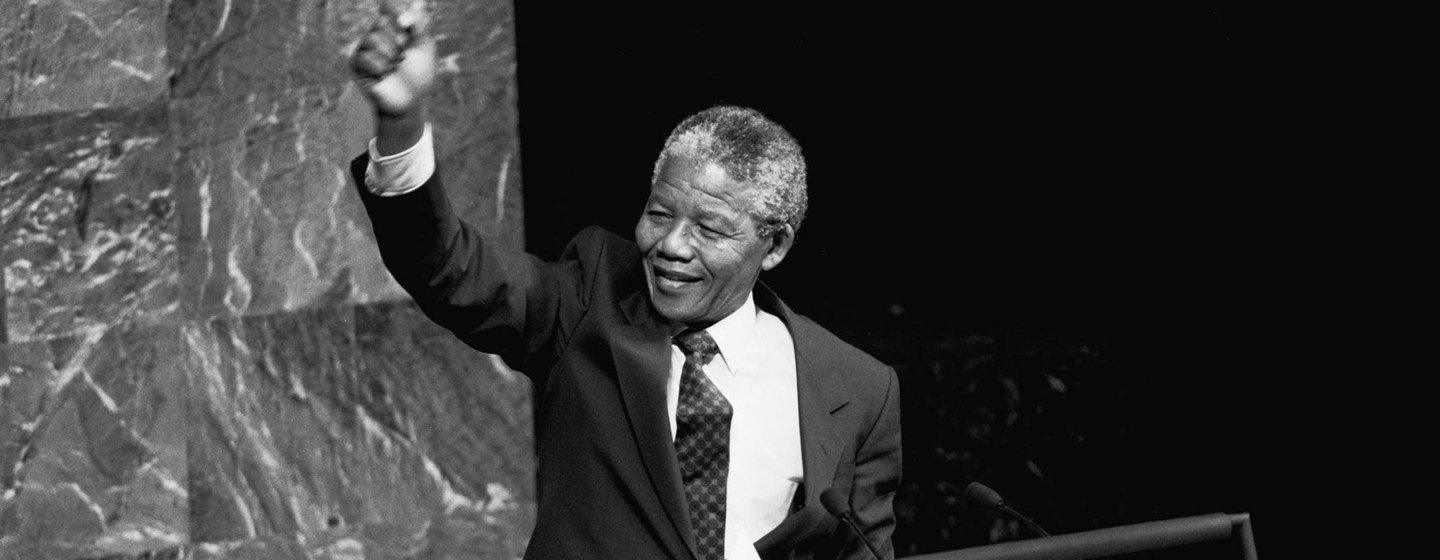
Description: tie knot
674,329,719,363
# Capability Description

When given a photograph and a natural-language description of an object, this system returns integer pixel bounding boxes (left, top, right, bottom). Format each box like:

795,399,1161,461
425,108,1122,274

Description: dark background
512,2,1272,338
513,2,1312,557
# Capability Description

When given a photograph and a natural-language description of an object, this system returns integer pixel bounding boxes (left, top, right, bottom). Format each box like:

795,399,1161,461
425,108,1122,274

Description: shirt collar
703,292,757,365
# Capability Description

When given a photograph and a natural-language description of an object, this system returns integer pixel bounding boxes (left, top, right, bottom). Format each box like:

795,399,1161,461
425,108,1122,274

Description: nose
657,221,696,261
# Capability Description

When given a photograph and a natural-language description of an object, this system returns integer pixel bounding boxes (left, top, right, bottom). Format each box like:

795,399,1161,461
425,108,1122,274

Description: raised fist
351,2,438,117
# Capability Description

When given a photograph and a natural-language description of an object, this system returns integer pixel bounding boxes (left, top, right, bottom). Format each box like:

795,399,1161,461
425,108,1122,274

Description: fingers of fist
353,18,411,82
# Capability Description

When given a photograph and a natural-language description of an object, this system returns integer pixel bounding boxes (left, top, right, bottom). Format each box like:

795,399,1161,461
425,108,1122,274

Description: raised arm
346,4,588,375
351,1,437,156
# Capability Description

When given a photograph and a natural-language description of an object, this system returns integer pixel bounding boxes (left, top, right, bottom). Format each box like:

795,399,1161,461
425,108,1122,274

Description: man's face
635,156,792,328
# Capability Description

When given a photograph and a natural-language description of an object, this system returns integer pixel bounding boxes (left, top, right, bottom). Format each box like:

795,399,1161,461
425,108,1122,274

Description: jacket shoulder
561,225,642,281
789,312,891,371
565,226,637,260
553,226,650,313
781,307,898,415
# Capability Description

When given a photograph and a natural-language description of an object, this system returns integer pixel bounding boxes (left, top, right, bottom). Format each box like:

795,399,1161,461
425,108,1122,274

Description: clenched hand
351,2,438,118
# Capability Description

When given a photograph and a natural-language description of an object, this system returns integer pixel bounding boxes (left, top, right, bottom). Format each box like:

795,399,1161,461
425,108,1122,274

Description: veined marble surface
0,104,179,344
1,0,531,558
172,85,408,319
0,0,170,118
183,304,532,559
0,323,188,558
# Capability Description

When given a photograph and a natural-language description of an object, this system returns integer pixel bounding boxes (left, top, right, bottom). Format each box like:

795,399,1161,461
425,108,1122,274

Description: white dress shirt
363,131,805,559
667,294,802,560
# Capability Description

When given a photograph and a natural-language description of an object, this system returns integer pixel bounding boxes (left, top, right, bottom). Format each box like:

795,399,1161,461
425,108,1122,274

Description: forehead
651,156,756,209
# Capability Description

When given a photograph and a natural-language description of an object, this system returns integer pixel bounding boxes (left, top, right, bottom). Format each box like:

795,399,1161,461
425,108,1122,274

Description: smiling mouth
652,266,701,289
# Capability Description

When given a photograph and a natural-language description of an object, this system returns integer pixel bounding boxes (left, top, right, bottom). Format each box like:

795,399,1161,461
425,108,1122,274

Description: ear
760,223,796,271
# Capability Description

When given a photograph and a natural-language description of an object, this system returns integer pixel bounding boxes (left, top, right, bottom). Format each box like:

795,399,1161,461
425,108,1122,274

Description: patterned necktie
673,329,731,560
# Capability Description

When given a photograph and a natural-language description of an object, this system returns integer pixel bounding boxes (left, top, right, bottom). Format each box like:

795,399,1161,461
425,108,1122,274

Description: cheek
634,222,656,251
705,248,754,283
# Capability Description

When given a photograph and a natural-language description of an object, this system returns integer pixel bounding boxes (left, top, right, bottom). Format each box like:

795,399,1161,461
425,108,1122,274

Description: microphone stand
838,510,886,559
996,503,1050,537
964,482,1050,538
821,488,885,559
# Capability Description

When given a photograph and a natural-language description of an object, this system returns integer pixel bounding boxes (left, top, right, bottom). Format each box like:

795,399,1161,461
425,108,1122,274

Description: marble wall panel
183,304,530,559
167,0,347,100
169,0,526,320
0,323,188,559
0,104,179,344
425,0,525,252
1,0,531,557
0,0,171,118
352,301,534,526
172,86,408,320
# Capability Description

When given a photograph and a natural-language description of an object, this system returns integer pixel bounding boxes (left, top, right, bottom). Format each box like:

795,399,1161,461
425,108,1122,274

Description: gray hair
651,105,808,237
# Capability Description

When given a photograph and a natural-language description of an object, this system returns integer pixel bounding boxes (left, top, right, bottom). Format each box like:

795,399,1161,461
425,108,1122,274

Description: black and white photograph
2,1,1348,559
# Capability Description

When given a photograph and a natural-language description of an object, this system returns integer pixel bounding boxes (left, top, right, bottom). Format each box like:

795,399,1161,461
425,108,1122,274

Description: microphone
963,482,1051,537
820,488,884,559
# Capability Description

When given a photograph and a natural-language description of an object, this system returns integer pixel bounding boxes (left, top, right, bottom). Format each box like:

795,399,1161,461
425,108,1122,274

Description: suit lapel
796,335,848,504
611,291,699,560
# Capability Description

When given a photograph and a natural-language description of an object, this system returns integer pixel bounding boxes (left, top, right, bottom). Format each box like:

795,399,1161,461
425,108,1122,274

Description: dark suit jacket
352,156,902,559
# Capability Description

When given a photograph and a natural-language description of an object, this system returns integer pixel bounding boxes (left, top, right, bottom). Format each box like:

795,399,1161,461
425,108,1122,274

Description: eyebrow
649,187,750,231
694,204,746,230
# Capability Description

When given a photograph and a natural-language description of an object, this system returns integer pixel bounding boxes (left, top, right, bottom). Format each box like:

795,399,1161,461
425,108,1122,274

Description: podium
902,513,1257,560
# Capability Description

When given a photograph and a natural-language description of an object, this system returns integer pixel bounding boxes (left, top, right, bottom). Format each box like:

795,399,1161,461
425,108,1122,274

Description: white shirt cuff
363,123,436,197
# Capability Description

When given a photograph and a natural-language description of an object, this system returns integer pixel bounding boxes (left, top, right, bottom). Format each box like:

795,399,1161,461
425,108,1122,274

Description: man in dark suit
351,7,900,559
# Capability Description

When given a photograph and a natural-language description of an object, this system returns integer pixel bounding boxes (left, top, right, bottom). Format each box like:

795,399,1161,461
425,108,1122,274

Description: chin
651,296,704,326
653,301,695,324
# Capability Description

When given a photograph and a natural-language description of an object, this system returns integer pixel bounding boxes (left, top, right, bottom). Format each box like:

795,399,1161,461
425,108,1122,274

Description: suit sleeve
350,154,590,377
843,366,903,560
